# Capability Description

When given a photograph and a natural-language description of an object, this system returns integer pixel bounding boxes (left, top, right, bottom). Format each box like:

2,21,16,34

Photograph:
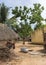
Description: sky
0,0,46,20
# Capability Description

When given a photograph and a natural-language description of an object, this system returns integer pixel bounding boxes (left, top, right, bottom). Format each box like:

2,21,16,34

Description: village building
0,23,19,47
31,27,46,44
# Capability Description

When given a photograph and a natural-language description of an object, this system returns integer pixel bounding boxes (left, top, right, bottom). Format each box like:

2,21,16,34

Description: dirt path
19,57,31,65
15,42,46,65
0,42,46,65
18,55,46,65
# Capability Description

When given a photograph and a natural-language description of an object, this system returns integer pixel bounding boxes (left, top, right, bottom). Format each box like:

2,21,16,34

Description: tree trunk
23,39,25,45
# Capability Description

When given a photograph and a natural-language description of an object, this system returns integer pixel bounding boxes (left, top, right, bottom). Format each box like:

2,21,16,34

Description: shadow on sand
37,49,46,54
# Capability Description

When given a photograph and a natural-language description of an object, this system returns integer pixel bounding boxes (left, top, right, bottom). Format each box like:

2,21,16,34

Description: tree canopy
0,3,9,23
12,3,45,42
29,3,44,30
15,21,32,39
12,6,33,40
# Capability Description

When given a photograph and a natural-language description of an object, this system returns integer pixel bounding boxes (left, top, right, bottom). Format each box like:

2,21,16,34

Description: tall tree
0,3,9,23
12,6,33,44
12,4,45,44
15,21,32,44
29,3,44,29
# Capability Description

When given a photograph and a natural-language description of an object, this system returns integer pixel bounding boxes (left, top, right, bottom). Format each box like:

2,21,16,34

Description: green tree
0,3,9,23
15,21,32,44
12,4,45,44
6,16,16,29
12,6,33,44
12,6,29,22
29,3,44,29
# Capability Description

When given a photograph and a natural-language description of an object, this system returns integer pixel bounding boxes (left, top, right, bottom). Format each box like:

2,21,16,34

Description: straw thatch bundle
0,24,20,58
0,23,19,41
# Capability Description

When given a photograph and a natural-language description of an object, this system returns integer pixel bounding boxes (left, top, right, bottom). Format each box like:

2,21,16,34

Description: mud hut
31,27,46,44
0,23,19,47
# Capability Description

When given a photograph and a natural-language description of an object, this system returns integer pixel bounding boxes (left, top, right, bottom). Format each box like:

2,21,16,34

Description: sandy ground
0,41,46,65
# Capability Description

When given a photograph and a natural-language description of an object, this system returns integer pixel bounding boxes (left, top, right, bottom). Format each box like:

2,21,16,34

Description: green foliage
15,21,32,39
29,3,44,24
34,23,43,30
12,6,34,39
12,6,29,21
6,16,16,28
0,3,9,23
27,3,45,31
12,3,45,39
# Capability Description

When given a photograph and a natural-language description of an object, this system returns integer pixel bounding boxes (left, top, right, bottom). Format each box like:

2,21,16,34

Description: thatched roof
0,24,19,41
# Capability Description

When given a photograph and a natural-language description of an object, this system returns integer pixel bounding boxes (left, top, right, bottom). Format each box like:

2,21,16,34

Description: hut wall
31,29,44,44
44,27,46,33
